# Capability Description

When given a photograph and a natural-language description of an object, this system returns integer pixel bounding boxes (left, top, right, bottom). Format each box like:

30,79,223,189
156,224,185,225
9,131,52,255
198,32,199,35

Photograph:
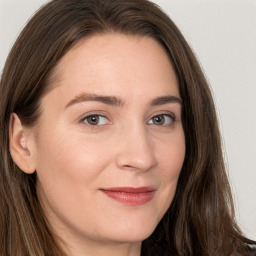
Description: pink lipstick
100,187,156,206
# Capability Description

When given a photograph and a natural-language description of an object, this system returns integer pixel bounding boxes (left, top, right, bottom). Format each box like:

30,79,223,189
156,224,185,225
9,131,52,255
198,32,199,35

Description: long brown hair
0,0,254,255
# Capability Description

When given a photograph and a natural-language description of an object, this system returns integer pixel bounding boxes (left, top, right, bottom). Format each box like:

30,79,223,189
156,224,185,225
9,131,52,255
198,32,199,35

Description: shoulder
248,244,256,256
232,244,256,256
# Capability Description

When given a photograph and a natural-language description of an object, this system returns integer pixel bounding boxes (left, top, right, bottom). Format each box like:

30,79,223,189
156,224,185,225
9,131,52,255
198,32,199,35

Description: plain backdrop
0,0,255,240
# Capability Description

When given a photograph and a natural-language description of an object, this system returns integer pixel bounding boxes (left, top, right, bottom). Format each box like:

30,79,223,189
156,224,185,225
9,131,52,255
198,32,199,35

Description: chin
98,217,159,244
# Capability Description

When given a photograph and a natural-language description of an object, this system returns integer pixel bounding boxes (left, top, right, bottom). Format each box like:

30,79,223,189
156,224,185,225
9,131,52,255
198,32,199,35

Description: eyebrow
64,93,182,109
150,95,182,106
65,93,125,109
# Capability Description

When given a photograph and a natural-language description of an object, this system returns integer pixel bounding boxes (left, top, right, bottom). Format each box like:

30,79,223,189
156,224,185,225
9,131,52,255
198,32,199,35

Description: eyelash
81,113,176,128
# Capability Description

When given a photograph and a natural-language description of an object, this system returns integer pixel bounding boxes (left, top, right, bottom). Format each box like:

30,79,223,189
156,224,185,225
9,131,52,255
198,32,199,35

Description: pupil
89,116,99,125
154,115,164,125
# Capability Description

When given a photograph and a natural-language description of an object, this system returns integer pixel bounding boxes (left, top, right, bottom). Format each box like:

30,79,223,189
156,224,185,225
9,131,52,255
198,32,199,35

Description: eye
82,115,108,126
148,114,175,126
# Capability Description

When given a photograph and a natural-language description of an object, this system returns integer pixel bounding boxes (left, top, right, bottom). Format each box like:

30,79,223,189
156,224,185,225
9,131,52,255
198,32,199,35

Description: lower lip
101,190,155,206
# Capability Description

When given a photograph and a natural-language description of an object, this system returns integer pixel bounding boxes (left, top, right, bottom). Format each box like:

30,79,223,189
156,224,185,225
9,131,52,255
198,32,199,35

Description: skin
10,33,185,256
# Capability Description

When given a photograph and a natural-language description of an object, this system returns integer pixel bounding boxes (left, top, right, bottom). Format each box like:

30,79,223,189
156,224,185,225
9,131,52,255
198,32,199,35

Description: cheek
159,129,185,175
34,128,115,233
156,134,185,211
34,128,112,206
161,143,185,180
36,127,110,176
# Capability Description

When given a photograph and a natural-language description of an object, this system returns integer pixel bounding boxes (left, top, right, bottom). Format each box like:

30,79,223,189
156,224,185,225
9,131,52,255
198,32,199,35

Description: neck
59,235,142,256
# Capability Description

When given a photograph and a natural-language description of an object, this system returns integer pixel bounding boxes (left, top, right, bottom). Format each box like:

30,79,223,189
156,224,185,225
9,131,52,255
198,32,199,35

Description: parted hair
0,0,254,255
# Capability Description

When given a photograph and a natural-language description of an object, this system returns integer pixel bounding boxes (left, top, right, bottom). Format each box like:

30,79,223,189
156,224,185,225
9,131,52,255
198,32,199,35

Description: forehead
43,33,180,106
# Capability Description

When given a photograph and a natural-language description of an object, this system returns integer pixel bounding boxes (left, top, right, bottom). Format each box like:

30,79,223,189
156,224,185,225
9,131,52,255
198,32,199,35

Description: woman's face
30,34,185,249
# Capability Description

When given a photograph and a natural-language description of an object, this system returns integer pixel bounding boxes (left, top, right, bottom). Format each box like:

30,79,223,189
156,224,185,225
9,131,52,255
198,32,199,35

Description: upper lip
100,186,156,193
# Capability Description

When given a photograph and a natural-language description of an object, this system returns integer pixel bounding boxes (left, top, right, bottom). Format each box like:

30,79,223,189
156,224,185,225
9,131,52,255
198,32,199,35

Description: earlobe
9,113,36,174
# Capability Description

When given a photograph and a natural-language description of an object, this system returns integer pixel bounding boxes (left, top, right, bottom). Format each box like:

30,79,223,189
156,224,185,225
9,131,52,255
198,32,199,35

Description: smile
100,187,156,206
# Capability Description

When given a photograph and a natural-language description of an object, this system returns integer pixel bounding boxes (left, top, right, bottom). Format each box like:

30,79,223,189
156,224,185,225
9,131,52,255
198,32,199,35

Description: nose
115,124,157,171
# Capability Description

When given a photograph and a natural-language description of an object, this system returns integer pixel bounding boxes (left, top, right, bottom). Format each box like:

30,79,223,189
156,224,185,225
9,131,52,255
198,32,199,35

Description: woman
0,0,254,255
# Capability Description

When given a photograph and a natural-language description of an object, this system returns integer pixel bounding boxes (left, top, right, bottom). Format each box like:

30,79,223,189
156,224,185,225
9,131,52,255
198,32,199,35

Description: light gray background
0,0,255,240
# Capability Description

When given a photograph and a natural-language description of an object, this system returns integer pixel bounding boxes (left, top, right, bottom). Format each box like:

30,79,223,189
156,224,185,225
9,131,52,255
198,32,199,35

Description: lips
100,186,156,206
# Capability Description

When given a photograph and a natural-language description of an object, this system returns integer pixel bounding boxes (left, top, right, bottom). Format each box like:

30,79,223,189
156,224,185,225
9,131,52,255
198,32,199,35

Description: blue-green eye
82,115,108,126
148,114,174,126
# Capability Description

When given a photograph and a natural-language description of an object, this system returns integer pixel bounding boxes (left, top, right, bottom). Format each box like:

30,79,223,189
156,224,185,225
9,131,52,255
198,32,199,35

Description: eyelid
78,110,109,121
149,111,176,119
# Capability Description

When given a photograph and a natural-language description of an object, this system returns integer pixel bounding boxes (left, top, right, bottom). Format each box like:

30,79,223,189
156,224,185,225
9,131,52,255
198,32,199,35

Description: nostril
123,165,133,168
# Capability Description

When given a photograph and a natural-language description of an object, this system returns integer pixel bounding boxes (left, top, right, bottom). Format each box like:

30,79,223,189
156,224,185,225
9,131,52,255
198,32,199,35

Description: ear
9,113,36,174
